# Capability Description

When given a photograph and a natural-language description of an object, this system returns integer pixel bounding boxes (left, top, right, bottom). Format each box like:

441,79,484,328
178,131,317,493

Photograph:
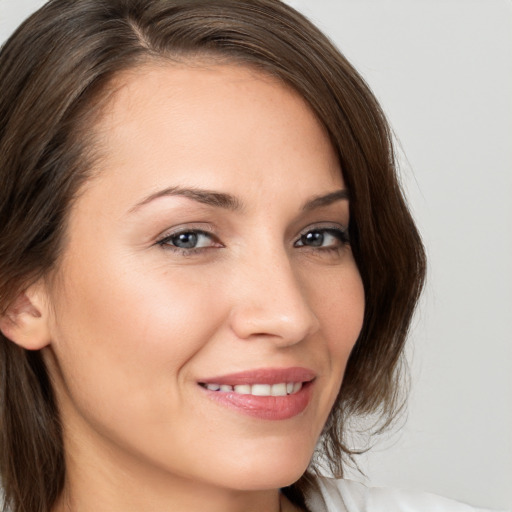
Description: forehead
85,61,342,205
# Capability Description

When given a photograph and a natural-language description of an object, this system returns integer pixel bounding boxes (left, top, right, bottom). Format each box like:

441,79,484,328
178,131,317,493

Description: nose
228,249,320,346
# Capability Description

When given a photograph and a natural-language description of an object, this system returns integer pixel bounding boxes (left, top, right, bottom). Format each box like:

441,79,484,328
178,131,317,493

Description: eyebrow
129,186,243,213
128,186,349,213
302,189,349,211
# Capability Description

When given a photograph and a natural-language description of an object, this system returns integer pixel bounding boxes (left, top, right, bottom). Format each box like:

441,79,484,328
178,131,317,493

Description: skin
10,62,365,511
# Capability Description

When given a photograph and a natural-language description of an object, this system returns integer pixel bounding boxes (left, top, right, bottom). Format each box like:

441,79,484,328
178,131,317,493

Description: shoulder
304,476,506,512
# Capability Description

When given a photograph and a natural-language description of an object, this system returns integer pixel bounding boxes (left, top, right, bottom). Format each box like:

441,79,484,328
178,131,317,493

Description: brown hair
0,1,426,511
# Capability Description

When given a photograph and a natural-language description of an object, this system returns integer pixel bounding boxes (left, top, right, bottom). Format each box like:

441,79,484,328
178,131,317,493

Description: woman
0,1,499,511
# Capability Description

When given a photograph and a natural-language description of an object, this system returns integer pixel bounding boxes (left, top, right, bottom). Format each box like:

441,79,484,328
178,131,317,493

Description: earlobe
0,285,52,350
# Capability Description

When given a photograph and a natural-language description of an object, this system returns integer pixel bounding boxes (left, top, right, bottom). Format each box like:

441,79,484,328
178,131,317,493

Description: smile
200,382,303,396
197,367,315,420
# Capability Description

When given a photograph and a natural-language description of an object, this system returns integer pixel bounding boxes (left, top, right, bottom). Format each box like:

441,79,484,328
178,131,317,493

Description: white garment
305,478,508,512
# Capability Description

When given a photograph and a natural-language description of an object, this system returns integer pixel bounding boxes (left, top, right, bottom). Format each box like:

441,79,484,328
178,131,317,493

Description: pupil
174,232,198,248
303,231,323,247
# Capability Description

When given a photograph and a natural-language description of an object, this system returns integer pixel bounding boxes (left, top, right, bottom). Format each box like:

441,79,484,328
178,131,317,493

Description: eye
157,230,220,251
294,227,349,250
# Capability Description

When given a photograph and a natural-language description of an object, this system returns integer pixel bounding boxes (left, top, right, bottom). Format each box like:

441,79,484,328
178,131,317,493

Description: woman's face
42,62,365,494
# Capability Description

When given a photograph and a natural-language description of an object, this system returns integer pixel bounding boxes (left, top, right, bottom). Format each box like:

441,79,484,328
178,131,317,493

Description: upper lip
198,367,316,386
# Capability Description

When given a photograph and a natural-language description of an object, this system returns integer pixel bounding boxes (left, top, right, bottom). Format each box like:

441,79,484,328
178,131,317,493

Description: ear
0,282,52,350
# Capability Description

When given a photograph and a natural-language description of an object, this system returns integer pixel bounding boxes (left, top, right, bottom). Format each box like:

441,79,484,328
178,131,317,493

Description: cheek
310,264,365,358
302,260,365,413
292,261,364,434
56,249,221,348
47,250,228,422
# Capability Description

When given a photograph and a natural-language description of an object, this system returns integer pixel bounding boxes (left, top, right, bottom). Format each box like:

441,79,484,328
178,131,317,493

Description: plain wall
1,0,511,509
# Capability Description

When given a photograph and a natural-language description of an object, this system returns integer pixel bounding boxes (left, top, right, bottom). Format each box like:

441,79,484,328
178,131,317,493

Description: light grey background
1,0,511,509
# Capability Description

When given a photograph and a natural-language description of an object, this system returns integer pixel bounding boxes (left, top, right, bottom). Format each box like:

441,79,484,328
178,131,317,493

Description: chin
225,468,307,492
213,444,313,491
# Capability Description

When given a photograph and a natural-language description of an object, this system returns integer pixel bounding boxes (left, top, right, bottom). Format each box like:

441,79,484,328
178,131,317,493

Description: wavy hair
0,1,426,510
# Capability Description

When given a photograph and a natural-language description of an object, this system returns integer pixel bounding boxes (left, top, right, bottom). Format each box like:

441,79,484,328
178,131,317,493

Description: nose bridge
229,243,320,344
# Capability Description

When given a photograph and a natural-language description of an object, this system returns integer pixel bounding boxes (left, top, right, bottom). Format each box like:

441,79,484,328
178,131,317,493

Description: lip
198,367,316,420
198,366,316,386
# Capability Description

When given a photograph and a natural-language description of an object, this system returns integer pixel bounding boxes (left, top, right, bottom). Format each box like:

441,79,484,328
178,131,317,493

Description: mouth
197,367,316,420
199,381,305,396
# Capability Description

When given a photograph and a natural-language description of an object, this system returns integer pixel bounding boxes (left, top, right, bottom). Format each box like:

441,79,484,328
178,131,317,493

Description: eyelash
156,225,350,256
294,227,350,251
156,229,221,256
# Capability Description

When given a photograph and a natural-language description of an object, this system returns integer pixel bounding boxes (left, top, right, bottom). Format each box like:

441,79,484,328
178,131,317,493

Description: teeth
204,382,303,396
252,384,271,396
233,384,251,394
271,383,287,396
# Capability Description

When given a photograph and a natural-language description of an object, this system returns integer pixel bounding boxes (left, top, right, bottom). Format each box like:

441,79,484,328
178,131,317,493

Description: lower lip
199,381,314,420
